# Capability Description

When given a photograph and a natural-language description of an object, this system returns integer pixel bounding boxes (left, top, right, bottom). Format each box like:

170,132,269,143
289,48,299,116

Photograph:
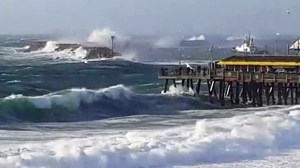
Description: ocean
0,36,299,168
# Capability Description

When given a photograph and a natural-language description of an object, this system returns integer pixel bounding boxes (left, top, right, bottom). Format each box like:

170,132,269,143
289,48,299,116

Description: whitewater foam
1,106,300,167
25,41,135,62
162,84,195,96
54,46,88,60
6,80,21,84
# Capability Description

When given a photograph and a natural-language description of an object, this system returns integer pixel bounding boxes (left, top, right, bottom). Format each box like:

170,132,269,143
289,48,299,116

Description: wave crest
0,85,205,122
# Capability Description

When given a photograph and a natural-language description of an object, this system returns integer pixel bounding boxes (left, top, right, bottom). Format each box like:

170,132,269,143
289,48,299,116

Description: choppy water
0,36,300,168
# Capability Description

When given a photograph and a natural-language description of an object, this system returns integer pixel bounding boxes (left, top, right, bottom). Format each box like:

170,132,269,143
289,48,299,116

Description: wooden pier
158,55,300,107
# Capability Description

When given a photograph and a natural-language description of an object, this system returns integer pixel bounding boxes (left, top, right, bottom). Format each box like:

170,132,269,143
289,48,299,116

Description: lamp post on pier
209,45,214,75
178,48,182,67
275,33,280,55
111,35,115,57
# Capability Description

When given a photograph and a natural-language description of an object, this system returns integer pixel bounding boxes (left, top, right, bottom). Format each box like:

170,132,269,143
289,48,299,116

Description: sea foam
0,106,300,167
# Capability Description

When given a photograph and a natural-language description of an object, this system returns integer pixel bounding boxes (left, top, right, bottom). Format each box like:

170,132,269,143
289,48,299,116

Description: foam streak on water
0,106,300,167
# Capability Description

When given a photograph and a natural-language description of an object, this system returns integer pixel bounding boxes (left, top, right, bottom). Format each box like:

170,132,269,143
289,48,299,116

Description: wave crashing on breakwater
23,40,121,60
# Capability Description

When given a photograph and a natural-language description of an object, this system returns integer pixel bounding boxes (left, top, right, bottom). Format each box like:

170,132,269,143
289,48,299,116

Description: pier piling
158,55,300,107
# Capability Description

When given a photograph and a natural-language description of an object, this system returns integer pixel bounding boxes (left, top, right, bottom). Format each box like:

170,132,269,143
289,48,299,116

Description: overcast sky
0,0,299,36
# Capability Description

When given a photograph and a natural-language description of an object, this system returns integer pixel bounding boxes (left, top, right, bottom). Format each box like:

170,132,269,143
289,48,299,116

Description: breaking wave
0,85,208,122
33,41,88,60
41,41,59,52
2,106,300,167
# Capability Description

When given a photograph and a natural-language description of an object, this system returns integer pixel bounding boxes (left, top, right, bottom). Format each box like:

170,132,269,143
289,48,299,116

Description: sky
0,0,299,36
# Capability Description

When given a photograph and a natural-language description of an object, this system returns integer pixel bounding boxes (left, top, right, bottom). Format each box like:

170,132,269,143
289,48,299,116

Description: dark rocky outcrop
23,40,47,52
84,47,121,59
21,40,121,59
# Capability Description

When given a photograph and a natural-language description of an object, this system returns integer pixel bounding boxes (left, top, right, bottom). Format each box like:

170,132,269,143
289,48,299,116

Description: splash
112,51,138,62
162,84,195,96
21,45,30,50
87,28,130,47
87,28,115,47
154,37,177,48
41,41,59,52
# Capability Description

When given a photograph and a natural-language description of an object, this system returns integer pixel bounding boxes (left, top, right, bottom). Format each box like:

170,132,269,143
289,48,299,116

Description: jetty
20,35,121,59
159,54,300,107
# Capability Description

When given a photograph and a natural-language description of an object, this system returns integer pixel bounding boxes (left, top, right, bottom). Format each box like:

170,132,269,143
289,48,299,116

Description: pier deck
158,55,300,107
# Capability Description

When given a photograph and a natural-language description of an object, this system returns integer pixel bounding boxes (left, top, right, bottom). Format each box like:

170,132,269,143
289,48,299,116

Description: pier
159,55,300,107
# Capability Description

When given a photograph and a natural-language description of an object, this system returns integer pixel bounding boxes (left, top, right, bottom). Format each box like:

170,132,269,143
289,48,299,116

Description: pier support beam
182,79,185,87
296,83,299,104
271,83,276,105
265,83,270,106
164,79,169,93
219,80,225,106
228,82,234,104
251,81,257,107
235,82,240,105
173,79,176,88
212,81,218,98
290,83,294,105
277,83,282,105
257,82,263,107
187,79,190,89
190,79,194,91
247,83,253,102
283,83,288,105
242,82,247,104
196,79,202,95
207,80,213,103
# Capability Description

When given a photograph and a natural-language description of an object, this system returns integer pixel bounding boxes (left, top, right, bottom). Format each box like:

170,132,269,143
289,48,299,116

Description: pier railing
159,67,300,83
158,67,211,80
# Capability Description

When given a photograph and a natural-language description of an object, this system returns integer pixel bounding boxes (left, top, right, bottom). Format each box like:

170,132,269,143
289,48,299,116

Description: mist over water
1,0,300,36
